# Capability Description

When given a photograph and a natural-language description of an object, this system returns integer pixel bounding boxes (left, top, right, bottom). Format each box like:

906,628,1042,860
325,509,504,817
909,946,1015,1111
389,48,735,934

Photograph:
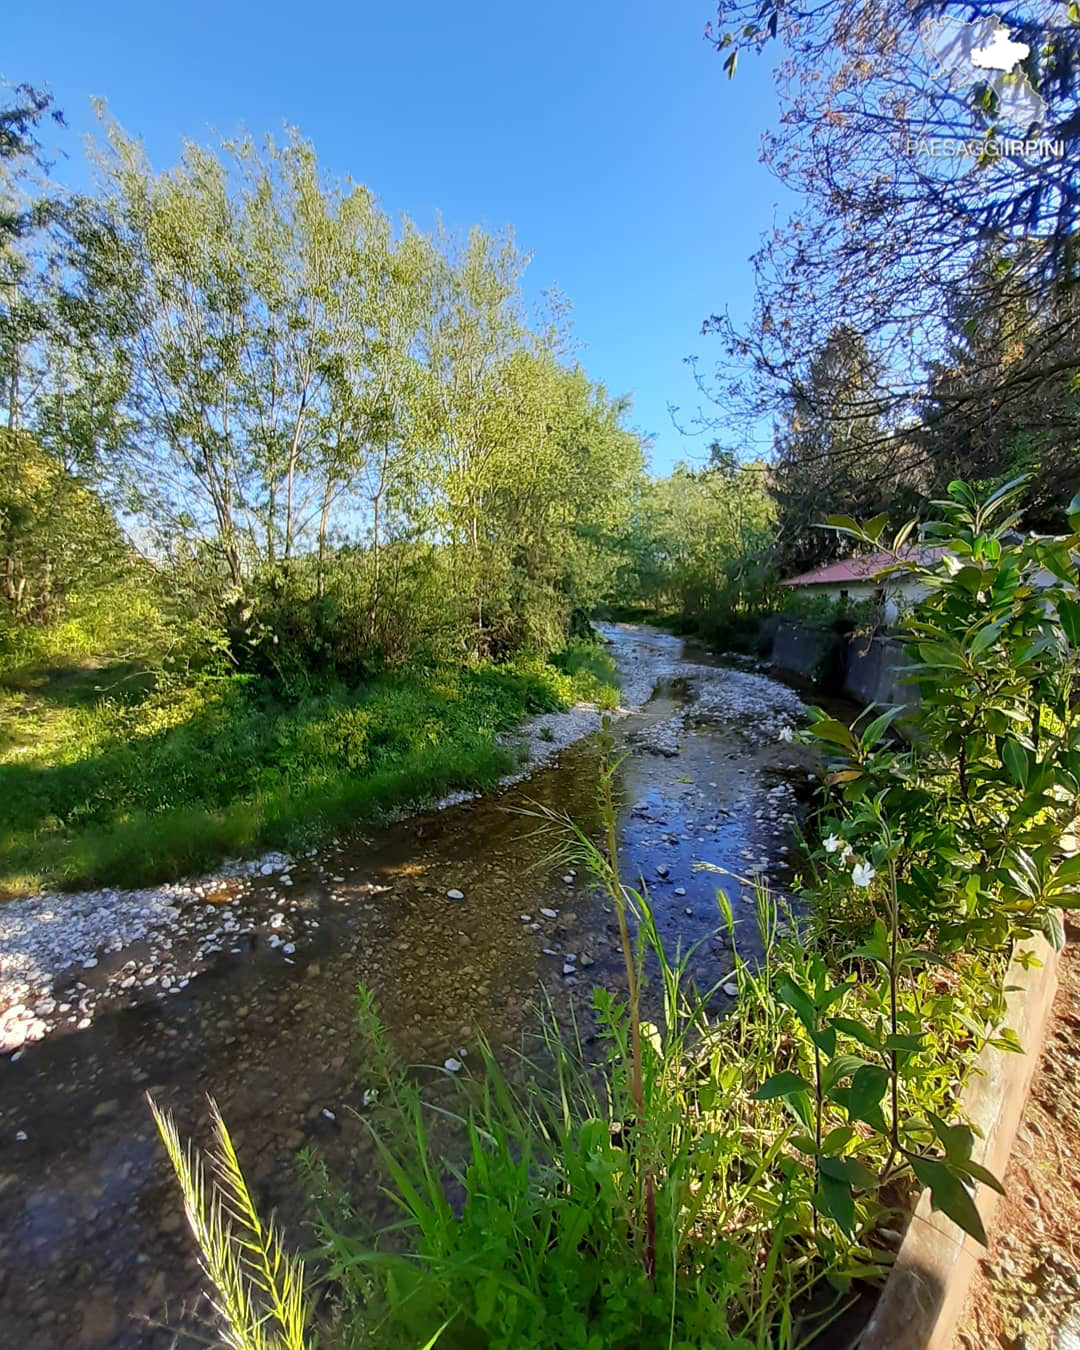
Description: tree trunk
317,476,333,601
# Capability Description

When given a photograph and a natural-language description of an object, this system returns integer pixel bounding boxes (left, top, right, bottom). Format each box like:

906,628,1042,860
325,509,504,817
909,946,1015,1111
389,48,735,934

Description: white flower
779,726,794,742
823,834,842,854
851,861,876,888
841,845,854,865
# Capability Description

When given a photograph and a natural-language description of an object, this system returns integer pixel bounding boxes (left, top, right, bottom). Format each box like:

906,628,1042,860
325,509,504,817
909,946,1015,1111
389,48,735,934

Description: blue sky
4,0,787,475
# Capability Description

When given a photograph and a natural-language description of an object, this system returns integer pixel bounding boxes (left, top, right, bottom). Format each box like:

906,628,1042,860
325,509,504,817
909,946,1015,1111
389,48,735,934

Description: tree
17,113,650,671
620,447,775,619
917,254,1080,529
698,0,1080,503
0,82,65,432
771,329,925,571
0,427,126,624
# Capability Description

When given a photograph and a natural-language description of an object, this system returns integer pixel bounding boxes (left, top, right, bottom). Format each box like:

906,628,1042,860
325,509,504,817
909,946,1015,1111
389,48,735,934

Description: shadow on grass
0,658,156,708
0,660,574,896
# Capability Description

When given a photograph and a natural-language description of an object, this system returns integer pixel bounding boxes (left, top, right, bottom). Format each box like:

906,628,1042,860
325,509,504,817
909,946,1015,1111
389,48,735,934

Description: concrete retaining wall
858,935,1060,1350
843,633,918,712
771,621,843,687
769,622,917,713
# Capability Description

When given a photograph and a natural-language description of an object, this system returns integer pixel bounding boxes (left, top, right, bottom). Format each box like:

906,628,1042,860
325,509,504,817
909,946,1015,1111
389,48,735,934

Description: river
0,624,816,1349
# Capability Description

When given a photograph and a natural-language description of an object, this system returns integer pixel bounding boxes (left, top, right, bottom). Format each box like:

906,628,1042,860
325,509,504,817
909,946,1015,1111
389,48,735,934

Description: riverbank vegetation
1,92,638,894
155,481,1080,1347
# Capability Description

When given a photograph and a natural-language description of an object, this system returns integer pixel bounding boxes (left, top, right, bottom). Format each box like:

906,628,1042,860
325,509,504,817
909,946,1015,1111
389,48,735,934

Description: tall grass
150,1095,313,1350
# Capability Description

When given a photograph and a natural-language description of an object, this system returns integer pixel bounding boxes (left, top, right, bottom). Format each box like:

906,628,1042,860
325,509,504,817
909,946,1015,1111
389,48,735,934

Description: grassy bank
0,642,618,896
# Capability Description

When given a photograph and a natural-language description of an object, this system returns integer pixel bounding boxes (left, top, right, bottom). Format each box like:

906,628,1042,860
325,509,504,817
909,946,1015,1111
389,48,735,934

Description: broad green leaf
910,1156,987,1246
864,512,888,543
848,1064,890,1125
860,706,901,749
917,642,967,670
1058,597,1080,647
823,514,865,539
928,1111,974,1162
969,616,1008,655
820,1154,878,1190
883,1032,925,1053
777,978,817,1035
822,1054,867,1093
851,920,890,967
821,1125,858,1155
808,717,858,752
954,1158,1006,1195
810,1025,838,1057
829,1016,883,1051
1002,739,1030,787
817,1173,855,1234
752,1071,813,1101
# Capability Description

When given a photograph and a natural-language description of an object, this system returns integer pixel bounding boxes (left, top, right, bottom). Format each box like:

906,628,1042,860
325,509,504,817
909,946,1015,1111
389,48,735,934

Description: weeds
150,1094,313,1350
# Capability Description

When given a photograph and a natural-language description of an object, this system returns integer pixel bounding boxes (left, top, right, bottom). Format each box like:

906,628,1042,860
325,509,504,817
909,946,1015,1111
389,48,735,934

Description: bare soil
956,921,1080,1350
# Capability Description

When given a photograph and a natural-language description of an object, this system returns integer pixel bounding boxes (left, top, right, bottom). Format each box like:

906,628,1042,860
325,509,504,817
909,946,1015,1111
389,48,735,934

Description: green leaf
820,1154,878,1190
821,1125,858,1155
1058,598,1080,647
1038,543,1075,583
969,616,1008,655
851,919,890,967
954,1158,1006,1196
810,1024,837,1057
808,717,858,752
1067,490,1080,533
1054,854,1080,883
777,978,817,1035
860,706,901,749
817,1173,855,1234
917,642,967,670
829,1016,883,1051
947,480,978,508
1002,739,1030,787
848,1064,890,1126
822,1054,867,1093
910,1156,987,1246
864,512,888,543
928,1111,974,1162
823,514,865,539
883,1032,925,1053
752,1071,813,1101
979,473,1029,517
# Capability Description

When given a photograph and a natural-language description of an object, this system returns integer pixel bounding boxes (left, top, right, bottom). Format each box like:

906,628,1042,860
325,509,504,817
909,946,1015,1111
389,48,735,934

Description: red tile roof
782,547,944,588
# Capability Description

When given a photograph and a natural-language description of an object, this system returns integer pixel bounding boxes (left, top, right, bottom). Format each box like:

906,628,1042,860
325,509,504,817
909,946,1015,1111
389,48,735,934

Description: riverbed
0,624,815,1349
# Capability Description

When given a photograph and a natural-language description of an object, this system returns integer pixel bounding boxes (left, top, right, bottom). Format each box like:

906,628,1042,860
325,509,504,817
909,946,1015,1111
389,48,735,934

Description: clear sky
4,0,787,475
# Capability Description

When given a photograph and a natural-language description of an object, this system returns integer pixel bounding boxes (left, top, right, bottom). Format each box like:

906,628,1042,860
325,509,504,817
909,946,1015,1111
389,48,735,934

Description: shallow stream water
0,625,821,1348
